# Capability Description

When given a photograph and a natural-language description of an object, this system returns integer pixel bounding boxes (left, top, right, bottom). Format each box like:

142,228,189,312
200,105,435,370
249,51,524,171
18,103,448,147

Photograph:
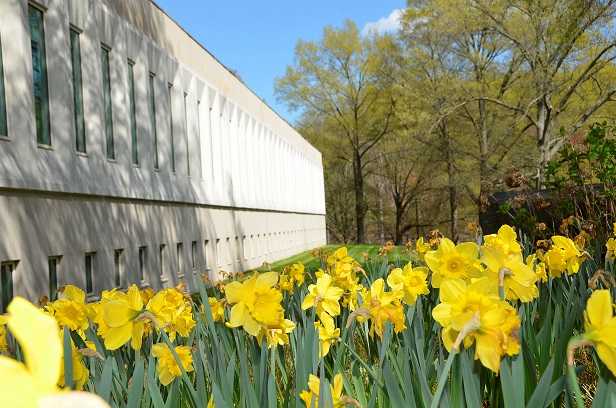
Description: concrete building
0,0,326,308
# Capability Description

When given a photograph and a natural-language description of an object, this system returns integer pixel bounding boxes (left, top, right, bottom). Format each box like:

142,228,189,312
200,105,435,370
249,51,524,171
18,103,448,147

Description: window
235,236,240,262
183,92,190,175
138,246,147,282
159,244,166,281
191,241,197,269
70,29,85,152
85,252,95,295
215,238,221,267
203,240,209,269
48,256,60,300
101,45,114,159
29,5,50,145
114,249,124,288
0,262,15,313
168,83,175,172
149,73,158,169
128,60,138,165
0,35,7,136
177,242,184,278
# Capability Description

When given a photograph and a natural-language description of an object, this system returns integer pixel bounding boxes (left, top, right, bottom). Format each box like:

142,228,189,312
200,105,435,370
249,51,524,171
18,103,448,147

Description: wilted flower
316,313,340,357
225,272,284,337
606,238,615,261
432,278,521,373
386,263,429,305
581,290,616,376
151,343,194,386
302,273,344,319
424,238,481,287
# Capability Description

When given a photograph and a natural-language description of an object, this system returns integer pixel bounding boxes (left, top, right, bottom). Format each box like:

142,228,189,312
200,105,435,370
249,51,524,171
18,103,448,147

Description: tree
275,21,397,243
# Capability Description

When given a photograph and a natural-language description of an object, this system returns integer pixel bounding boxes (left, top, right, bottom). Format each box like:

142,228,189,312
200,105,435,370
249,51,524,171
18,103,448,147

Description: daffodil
415,237,431,261
289,263,306,286
98,285,146,350
299,374,345,408
151,343,194,386
386,263,429,305
146,288,196,341
425,238,481,287
581,290,616,376
262,319,296,348
481,245,538,302
606,238,615,261
358,279,405,338
0,297,109,407
526,254,548,283
326,247,359,291
45,285,89,338
58,330,89,391
483,225,522,258
432,278,521,373
544,235,584,277
316,313,340,357
0,315,7,353
225,272,284,337
302,273,344,319
207,297,225,322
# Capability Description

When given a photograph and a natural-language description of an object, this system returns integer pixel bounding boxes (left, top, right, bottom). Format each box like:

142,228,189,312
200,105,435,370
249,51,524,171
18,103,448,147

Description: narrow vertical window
70,29,85,152
149,73,159,169
85,252,95,295
0,35,7,136
191,241,197,269
48,256,60,300
114,249,124,288
138,246,147,283
101,45,114,159
159,244,166,281
0,262,15,313
29,5,50,145
176,242,184,278
168,83,175,172
203,240,209,270
128,60,138,165
183,92,190,176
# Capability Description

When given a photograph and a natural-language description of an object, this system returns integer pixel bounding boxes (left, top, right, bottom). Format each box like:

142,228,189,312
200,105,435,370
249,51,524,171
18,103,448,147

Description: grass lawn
255,244,414,272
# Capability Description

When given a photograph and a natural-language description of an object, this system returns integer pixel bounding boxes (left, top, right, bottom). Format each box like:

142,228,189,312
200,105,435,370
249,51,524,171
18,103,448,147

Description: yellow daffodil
526,254,547,283
225,272,284,337
0,297,109,407
415,237,431,261
481,245,538,302
302,273,344,319
58,330,89,391
544,236,585,277
289,263,306,286
606,238,615,261
0,315,7,353
432,278,520,373
140,287,155,305
582,290,616,376
483,225,522,258
262,318,296,348
147,288,196,341
326,247,360,291
151,343,194,386
279,274,295,292
316,313,340,357
99,285,146,350
207,297,225,322
45,285,90,338
386,263,429,305
208,396,216,408
299,374,345,408
424,238,481,287
359,279,405,338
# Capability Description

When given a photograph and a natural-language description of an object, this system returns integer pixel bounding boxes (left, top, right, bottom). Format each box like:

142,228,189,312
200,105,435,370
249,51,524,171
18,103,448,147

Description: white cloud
362,9,403,36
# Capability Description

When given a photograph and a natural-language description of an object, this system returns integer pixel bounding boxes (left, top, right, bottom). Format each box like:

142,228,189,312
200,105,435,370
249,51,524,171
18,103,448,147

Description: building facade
0,0,326,308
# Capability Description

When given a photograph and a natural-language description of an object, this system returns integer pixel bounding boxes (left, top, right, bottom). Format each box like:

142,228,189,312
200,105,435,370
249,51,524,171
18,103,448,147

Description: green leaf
62,327,74,390
96,357,114,403
127,354,145,408
526,359,555,408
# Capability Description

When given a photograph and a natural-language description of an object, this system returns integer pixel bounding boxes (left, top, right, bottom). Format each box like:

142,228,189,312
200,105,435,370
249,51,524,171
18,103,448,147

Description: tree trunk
536,96,552,188
352,150,366,243
393,199,404,245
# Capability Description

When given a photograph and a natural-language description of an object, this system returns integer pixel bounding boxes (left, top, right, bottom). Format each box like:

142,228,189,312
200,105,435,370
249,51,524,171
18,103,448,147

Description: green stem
566,336,591,408
431,349,458,408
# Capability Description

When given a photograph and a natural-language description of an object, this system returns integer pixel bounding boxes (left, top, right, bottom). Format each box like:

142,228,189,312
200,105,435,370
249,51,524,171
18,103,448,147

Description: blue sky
155,1,405,124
